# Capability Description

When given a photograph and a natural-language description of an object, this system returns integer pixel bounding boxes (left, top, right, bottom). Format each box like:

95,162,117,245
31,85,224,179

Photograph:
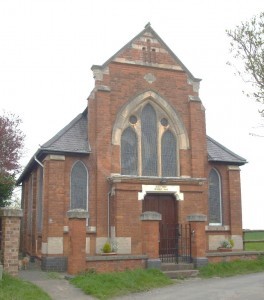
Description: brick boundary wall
0,208,23,276
207,251,264,263
86,255,148,273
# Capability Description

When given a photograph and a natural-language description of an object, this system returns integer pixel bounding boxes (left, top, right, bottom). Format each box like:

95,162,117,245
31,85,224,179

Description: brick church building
17,24,246,273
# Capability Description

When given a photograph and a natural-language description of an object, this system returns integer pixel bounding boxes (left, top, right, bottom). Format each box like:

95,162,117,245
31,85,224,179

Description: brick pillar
228,166,243,250
0,208,23,276
187,214,208,268
140,211,161,269
67,209,89,275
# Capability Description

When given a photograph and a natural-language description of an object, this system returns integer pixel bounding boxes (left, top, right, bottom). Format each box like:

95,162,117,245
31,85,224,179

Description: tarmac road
115,272,264,300
19,262,264,300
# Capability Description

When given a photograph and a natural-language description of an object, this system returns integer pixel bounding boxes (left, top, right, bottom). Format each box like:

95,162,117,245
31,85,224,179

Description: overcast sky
0,0,263,229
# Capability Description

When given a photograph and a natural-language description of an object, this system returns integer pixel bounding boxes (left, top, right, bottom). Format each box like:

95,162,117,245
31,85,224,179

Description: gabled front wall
20,27,244,272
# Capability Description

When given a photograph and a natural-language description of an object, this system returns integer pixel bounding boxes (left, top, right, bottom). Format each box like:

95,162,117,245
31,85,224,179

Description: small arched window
161,130,177,177
208,168,222,225
121,127,138,175
70,161,88,210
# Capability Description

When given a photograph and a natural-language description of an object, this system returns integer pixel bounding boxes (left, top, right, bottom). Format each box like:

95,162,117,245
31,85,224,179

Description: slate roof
17,109,90,184
41,109,90,154
207,135,247,166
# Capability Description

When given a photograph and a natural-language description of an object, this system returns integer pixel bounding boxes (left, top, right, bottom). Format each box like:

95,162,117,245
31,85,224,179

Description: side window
121,127,138,175
70,161,88,210
208,168,222,225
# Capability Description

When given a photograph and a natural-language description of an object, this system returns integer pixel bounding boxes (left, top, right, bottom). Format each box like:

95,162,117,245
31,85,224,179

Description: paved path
18,262,94,300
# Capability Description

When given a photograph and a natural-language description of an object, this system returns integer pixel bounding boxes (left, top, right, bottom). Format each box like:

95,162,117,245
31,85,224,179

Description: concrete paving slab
18,262,94,300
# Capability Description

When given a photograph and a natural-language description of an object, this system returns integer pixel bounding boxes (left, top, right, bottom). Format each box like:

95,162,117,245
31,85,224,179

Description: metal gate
159,223,192,263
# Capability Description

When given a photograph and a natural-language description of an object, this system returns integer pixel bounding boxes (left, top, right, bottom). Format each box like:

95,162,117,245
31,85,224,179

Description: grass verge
0,273,51,300
245,242,264,251
198,255,264,278
70,268,172,299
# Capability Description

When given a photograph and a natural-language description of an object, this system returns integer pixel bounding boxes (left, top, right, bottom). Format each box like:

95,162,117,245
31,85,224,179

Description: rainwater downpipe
107,191,111,239
34,156,44,168
34,155,44,256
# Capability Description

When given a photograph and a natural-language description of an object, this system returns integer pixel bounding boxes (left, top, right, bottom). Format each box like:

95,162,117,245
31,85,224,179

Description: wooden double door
142,193,191,263
142,193,178,227
143,194,178,258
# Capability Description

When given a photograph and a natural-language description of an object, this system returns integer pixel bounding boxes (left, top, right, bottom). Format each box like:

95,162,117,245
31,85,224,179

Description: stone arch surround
112,90,189,149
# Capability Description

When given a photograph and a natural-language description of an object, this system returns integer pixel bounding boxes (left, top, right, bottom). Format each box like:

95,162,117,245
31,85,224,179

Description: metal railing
159,223,192,264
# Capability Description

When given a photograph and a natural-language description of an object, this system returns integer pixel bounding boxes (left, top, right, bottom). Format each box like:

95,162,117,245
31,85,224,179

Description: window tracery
121,102,178,177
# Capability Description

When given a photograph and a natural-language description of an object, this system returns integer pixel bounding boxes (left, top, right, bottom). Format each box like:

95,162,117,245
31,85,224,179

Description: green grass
244,231,264,251
0,273,51,300
70,268,172,299
198,255,264,278
244,231,264,240
245,242,264,251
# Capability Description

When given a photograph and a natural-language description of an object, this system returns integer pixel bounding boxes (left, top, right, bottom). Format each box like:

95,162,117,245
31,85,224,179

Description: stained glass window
121,127,138,175
162,130,177,177
120,102,178,177
208,169,222,224
71,161,88,210
141,104,158,176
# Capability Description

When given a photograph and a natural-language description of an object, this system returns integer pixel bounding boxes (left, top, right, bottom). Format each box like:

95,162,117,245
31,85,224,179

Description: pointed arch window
71,161,88,210
120,102,178,177
121,127,138,175
162,130,177,177
208,168,222,225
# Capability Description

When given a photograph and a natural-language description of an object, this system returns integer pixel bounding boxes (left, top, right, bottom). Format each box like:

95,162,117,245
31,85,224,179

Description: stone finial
145,22,151,28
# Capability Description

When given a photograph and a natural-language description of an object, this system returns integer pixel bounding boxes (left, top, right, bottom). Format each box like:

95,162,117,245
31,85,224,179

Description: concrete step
161,263,195,271
163,269,199,279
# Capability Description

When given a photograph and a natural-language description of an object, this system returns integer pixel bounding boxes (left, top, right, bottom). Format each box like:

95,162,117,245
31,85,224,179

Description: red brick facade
18,25,246,273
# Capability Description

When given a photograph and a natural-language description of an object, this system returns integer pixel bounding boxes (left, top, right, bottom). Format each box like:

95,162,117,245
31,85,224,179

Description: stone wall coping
187,214,207,222
0,208,23,218
206,250,264,257
87,255,148,262
140,211,162,221
67,209,89,219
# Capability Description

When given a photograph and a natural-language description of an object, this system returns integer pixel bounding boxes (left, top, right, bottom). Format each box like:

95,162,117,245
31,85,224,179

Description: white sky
0,0,263,229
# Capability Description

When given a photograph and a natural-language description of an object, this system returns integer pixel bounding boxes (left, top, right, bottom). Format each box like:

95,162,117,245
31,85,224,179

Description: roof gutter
34,155,44,168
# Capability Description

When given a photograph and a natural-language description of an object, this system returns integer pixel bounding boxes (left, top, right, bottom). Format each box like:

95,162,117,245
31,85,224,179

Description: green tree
0,112,25,206
226,12,264,116
0,173,15,207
